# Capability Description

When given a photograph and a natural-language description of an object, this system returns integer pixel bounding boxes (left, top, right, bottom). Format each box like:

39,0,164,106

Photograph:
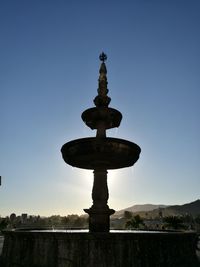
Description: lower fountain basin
1,230,199,267
61,137,141,170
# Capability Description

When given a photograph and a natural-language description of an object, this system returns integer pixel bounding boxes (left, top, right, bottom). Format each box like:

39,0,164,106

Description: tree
124,211,133,220
195,215,200,224
125,215,144,229
0,219,8,232
163,216,184,230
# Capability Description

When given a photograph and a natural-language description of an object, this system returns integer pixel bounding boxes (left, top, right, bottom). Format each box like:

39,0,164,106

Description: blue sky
0,0,199,217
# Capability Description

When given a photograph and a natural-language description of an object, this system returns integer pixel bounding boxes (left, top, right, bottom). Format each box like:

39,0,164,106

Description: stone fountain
61,52,141,232
1,53,199,267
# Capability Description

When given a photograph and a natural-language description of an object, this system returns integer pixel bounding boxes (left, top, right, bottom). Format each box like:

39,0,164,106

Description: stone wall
1,231,199,267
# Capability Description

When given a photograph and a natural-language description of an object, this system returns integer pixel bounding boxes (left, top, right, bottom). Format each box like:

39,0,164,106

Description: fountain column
92,169,108,209
84,169,114,232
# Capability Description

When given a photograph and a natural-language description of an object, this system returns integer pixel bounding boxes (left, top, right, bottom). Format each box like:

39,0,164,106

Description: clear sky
0,0,199,217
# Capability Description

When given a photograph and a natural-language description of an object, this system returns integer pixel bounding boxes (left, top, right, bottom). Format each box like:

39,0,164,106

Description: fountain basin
61,137,141,170
81,107,122,130
1,230,199,267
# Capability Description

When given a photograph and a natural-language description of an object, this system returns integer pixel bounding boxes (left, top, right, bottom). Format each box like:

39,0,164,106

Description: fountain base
1,230,199,267
84,207,115,232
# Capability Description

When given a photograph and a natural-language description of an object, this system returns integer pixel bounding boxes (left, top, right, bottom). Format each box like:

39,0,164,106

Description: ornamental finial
93,52,110,107
99,52,107,63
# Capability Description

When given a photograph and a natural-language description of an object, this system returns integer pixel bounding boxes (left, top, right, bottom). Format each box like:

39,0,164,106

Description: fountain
1,54,199,267
61,52,141,232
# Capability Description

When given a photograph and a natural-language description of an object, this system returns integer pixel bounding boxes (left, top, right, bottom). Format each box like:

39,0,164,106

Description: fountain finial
81,53,122,134
94,52,111,107
99,52,107,62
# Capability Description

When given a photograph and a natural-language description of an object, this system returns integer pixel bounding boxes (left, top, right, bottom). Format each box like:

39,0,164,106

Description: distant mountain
112,200,200,219
161,199,200,217
112,204,167,218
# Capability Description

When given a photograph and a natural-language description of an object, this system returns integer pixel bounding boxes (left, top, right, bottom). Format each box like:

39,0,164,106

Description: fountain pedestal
84,169,115,232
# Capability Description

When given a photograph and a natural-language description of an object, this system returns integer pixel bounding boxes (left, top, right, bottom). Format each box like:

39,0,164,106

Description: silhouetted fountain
61,52,141,232
1,54,199,267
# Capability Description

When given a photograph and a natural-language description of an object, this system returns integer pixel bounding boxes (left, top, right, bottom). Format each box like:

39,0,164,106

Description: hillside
112,204,167,218
112,199,200,219
161,199,200,217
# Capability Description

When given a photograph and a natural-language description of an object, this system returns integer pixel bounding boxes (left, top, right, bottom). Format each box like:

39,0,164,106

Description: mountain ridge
112,199,200,218
112,204,168,218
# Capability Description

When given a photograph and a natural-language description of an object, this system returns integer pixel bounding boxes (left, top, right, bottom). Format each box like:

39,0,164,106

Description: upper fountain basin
81,107,122,130
61,137,141,170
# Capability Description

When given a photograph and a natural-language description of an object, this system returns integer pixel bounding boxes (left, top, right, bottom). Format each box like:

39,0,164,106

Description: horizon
1,198,199,218
0,1,200,217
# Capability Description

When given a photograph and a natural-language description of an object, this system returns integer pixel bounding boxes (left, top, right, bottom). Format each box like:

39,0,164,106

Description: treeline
1,211,200,232
111,211,200,231
0,214,88,231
